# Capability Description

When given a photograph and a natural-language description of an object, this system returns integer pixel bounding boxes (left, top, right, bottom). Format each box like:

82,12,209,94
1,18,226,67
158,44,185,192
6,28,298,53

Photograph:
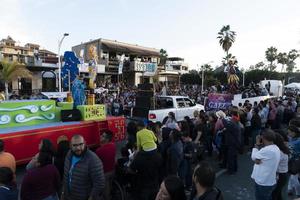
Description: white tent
284,82,300,89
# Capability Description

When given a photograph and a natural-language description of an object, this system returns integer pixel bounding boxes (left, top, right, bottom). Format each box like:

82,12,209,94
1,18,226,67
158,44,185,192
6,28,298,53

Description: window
184,98,195,107
156,97,174,109
176,98,185,108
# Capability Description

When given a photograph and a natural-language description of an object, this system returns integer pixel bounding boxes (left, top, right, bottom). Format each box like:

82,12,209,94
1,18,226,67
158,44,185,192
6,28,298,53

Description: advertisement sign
134,61,157,76
205,93,233,111
77,105,106,121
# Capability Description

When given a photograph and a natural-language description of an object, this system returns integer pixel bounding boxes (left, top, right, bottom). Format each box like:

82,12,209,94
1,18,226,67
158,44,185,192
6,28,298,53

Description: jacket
63,149,105,200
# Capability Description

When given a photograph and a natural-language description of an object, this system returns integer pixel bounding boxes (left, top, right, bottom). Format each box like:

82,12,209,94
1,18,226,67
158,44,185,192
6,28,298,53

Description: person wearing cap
136,120,158,152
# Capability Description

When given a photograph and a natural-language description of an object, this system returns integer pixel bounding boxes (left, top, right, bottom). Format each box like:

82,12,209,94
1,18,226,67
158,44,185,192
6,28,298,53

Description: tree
277,52,289,72
222,53,237,64
159,49,168,65
217,25,236,63
286,49,299,73
265,46,277,71
0,60,32,99
249,61,265,70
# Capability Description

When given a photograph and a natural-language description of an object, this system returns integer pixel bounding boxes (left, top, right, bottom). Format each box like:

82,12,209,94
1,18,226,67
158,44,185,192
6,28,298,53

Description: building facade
72,38,161,86
159,57,189,84
0,36,58,95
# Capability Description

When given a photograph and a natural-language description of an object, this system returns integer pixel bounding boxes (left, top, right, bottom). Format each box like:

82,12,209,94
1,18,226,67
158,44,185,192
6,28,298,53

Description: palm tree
217,25,236,63
159,49,168,65
286,49,299,73
265,46,277,71
0,59,32,99
222,53,236,63
277,52,289,72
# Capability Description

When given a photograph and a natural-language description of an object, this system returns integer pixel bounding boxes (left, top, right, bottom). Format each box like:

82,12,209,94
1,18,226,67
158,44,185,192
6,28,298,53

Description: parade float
205,60,279,111
0,51,125,165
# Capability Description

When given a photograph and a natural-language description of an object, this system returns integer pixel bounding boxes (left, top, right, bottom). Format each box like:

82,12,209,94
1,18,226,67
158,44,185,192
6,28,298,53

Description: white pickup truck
148,96,205,123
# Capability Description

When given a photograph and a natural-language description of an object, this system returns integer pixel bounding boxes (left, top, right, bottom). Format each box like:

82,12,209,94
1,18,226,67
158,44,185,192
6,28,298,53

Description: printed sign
134,61,157,76
205,93,233,111
77,105,106,121
107,117,126,142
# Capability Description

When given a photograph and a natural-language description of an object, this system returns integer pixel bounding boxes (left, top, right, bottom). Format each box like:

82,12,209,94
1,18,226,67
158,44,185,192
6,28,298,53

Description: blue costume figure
71,76,86,108
61,51,80,89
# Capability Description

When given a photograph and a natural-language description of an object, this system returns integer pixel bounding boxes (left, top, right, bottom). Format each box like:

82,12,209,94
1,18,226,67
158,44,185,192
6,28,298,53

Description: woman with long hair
272,131,290,200
26,139,54,170
155,175,186,200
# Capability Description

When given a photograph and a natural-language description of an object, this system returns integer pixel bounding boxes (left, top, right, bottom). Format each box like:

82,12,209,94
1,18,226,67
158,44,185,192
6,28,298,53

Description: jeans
178,159,192,188
272,173,289,200
251,129,261,147
255,183,276,200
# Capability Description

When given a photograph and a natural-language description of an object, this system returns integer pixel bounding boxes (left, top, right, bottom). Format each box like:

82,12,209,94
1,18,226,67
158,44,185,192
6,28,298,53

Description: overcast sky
1,0,300,70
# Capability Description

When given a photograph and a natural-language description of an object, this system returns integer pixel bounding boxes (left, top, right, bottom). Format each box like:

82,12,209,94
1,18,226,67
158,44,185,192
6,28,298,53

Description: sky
1,0,300,71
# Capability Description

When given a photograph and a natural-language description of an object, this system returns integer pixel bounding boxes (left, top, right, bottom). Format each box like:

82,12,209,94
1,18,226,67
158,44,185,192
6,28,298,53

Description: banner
205,93,233,111
77,105,106,121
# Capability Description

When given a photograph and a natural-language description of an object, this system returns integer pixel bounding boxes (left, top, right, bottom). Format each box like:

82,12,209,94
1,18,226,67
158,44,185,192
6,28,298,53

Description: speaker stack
132,83,154,118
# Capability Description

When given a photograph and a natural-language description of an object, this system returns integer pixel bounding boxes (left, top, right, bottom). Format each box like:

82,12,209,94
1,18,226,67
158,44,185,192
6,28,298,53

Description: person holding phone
251,129,280,200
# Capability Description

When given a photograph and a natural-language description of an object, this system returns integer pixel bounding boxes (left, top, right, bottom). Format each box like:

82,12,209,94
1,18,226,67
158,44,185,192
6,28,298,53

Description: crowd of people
2,80,300,200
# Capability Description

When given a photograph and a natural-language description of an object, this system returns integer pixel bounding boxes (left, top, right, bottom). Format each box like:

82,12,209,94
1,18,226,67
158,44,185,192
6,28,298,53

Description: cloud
0,0,31,44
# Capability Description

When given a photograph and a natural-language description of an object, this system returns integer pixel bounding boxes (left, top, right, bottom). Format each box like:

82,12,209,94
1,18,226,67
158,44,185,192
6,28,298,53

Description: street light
58,33,69,92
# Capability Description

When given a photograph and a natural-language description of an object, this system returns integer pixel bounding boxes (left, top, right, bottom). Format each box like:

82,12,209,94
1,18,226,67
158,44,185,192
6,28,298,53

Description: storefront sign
77,104,106,121
205,93,233,111
134,61,157,75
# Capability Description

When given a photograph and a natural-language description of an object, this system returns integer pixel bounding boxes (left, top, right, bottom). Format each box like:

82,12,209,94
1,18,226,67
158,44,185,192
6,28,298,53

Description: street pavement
215,152,255,200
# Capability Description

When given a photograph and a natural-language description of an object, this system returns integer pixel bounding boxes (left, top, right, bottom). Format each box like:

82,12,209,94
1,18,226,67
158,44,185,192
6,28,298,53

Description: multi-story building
159,57,189,84
0,36,58,95
72,38,160,86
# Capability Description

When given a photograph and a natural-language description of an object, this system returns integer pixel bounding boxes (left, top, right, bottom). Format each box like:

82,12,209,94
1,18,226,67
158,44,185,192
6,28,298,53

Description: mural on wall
61,51,80,89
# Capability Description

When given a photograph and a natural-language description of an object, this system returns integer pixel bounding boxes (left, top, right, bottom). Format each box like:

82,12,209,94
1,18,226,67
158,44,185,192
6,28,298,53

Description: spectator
222,110,241,175
130,142,163,200
190,161,223,200
127,121,137,147
155,175,186,200
21,152,60,200
179,132,194,190
251,108,262,147
251,129,280,200
287,125,300,197
0,167,18,200
62,135,105,200
0,140,16,174
136,120,158,152
272,132,290,200
54,136,70,178
167,129,183,175
164,112,180,130
26,139,54,170
95,130,116,200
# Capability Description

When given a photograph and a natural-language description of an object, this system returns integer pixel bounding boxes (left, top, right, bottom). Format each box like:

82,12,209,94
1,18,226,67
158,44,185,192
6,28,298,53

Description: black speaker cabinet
132,107,149,119
61,109,82,122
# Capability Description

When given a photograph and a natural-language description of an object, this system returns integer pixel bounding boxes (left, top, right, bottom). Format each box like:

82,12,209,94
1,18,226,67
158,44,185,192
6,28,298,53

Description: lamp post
58,33,69,92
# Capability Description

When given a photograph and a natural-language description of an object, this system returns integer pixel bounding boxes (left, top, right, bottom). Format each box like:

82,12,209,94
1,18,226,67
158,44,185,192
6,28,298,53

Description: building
159,57,189,84
72,38,161,86
0,36,58,95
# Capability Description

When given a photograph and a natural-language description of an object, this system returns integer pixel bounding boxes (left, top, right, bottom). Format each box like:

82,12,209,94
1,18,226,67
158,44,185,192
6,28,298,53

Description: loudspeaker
132,107,149,118
137,91,154,97
61,109,82,122
135,96,154,109
138,83,153,90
